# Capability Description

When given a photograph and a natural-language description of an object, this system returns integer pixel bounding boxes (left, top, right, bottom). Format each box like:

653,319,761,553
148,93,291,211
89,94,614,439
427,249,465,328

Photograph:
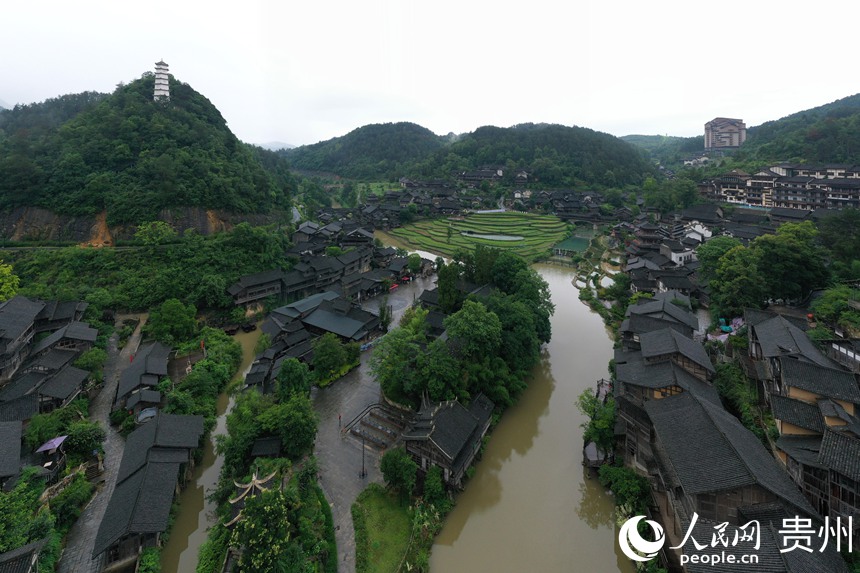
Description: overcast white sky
2,1,858,147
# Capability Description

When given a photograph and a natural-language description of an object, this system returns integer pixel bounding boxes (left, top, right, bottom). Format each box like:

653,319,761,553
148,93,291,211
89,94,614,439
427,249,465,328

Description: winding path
57,314,148,573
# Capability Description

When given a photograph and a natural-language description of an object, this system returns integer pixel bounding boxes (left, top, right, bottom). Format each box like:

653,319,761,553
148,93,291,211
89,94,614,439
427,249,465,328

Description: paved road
58,314,148,573
313,274,435,573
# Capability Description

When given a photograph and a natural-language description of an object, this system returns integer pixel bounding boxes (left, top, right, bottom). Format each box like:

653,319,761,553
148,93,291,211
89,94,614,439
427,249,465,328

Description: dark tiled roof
227,270,286,295
116,341,171,404
92,460,180,557
776,435,823,469
626,297,698,330
640,328,714,373
404,394,493,476
645,392,815,517
38,366,87,400
619,314,693,338
779,357,860,403
125,390,161,410
117,413,203,484
617,357,721,405
250,436,281,457
769,394,825,434
0,394,38,422
744,308,807,331
0,297,44,346
0,537,48,573
753,316,831,366
31,321,98,354
0,421,21,478
29,348,77,372
0,372,46,401
818,429,860,481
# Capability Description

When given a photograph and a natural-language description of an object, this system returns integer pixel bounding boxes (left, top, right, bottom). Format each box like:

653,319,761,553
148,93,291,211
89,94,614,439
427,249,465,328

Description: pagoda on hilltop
153,60,170,101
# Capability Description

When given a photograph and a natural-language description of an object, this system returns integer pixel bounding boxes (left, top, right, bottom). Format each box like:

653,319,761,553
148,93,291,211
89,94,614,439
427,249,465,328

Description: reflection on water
431,266,635,573
160,327,261,572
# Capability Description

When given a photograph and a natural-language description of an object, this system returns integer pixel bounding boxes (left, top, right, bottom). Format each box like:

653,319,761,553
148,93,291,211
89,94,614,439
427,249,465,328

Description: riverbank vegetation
196,355,333,573
364,246,553,570
371,248,552,409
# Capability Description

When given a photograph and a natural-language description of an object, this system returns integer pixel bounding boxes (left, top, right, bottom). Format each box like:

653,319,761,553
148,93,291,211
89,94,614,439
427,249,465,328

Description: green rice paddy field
387,212,569,261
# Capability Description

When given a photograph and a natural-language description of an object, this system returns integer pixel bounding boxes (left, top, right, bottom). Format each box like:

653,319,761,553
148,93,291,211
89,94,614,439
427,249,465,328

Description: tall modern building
704,117,746,149
154,60,170,101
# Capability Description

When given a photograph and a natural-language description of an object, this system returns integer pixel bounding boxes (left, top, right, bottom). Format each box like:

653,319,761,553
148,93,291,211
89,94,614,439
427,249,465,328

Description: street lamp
360,433,367,478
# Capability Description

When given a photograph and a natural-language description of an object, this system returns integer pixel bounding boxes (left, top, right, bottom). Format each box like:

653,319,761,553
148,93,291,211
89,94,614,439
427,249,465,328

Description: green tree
695,236,741,283
710,245,766,317
74,347,107,376
370,323,423,405
0,261,19,302
275,358,312,400
575,388,616,456
231,489,296,573
312,333,347,381
380,447,417,504
378,295,392,333
443,300,502,361
817,208,860,264
753,222,829,303
407,253,422,274
64,420,107,462
134,220,177,246
258,394,318,460
437,261,463,314
145,298,198,344
422,465,445,507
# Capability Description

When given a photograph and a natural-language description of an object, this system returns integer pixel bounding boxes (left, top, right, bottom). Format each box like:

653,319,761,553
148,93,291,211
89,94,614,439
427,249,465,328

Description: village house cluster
608,205,860,570
0,297,98,488
701,163,860,211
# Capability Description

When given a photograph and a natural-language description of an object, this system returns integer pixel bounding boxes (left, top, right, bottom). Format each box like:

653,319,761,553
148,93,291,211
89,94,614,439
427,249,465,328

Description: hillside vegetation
740,93,860,164
0,74,296,226
286,122,655,187
283,122,445,179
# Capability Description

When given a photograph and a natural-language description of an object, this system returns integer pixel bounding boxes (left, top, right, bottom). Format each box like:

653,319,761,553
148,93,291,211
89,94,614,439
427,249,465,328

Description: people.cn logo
618,516,666,562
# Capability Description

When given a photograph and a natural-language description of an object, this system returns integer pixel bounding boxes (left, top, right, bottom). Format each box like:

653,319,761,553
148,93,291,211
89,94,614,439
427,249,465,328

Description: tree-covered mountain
738,93,860,164
286,121,655,187
0,75,296,226
283,122,444,179
621,134,703,166
414,123,654,187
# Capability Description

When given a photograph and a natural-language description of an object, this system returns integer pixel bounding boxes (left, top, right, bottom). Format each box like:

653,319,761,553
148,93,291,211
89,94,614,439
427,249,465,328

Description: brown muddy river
159,264,633,572
430,265,635,573
160,327,262,572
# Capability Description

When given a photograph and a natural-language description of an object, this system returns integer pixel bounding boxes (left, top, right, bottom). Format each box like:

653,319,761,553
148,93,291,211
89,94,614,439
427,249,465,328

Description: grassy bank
352,484,412,573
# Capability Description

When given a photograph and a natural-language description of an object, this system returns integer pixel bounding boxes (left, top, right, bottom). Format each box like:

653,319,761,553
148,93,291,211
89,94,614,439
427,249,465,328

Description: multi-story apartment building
704,117,746,149
704,163,860,210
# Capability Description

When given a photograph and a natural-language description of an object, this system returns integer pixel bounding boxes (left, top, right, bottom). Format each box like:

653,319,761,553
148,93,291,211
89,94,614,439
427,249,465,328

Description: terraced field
388,212,569,261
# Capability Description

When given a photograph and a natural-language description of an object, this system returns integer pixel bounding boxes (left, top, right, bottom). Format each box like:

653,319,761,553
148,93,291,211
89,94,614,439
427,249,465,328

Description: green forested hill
282,121,445,180
418,123,654,187
0,74,296,226
286,121,655,187
621,134,703,166
740,93,860,164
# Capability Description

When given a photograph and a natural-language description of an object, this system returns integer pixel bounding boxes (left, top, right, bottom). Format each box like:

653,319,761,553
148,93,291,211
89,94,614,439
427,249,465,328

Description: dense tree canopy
283,122,444,180
0,75,296,225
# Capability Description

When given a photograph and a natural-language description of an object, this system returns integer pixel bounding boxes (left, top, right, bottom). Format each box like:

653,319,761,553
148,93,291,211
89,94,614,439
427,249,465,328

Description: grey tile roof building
645,392,815,518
